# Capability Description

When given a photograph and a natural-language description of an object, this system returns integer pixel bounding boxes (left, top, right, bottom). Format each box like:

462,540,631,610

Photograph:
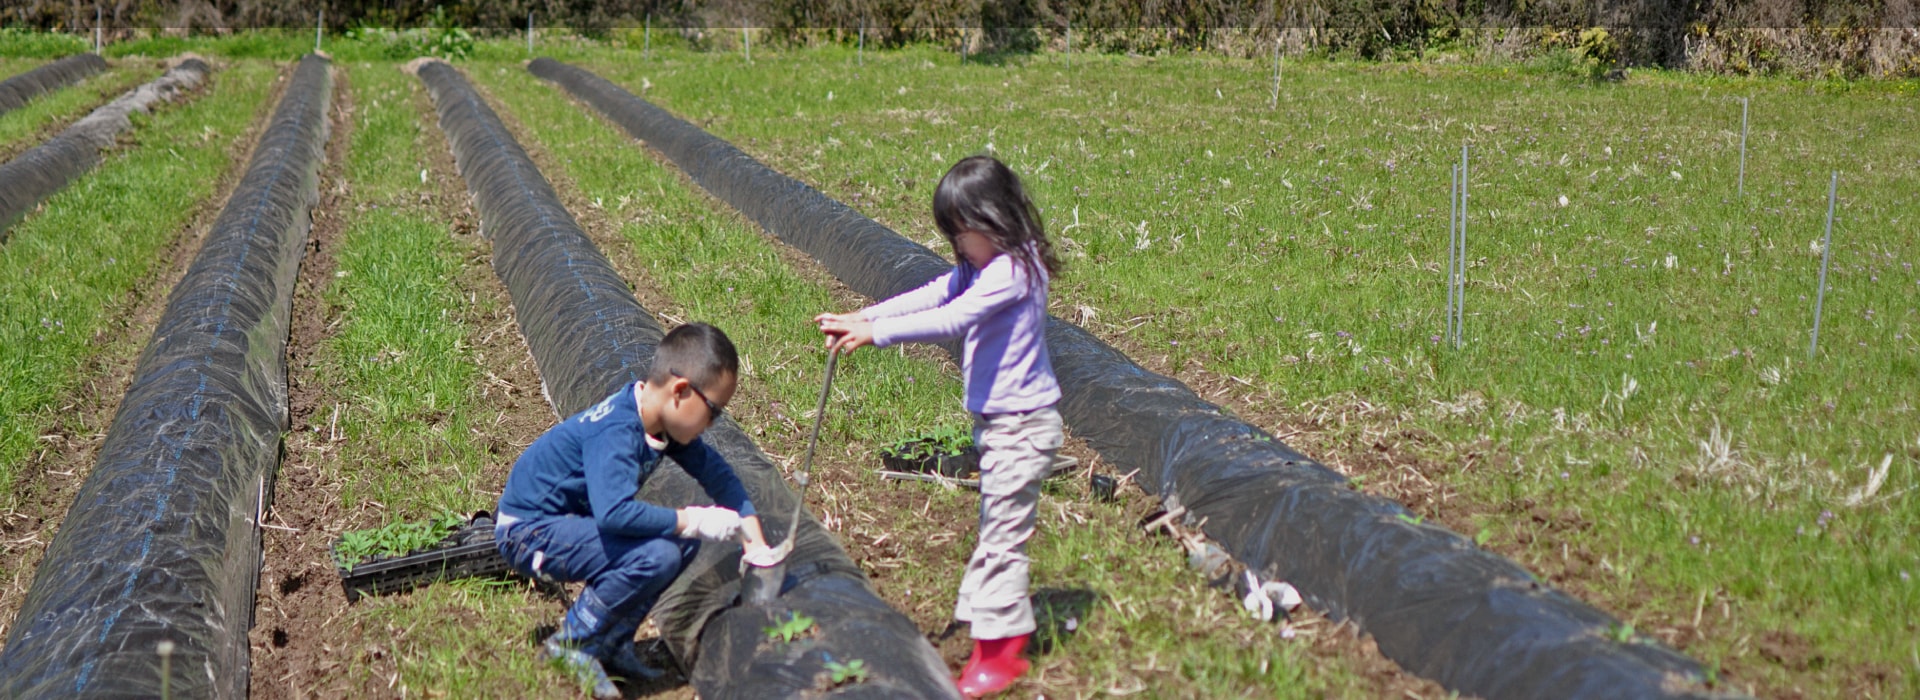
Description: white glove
677,506,742,542
741,545,784,569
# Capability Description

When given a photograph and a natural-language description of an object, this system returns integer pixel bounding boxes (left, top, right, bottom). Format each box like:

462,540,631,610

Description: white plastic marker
1738,97,1750,197
1810,172,1838,357
315,9,322,53
1447,162,1459,345
1270,38,1281,110
1455,144,1469,349
527,12,533,56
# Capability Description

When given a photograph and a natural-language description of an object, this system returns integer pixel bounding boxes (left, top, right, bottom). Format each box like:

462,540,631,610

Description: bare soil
246,65,561,698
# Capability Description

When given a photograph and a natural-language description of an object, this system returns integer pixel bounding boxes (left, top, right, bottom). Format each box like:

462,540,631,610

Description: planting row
0,55,331,698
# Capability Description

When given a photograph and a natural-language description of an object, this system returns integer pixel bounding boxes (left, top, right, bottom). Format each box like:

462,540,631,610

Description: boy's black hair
933,155,1060,282
648,322,740,388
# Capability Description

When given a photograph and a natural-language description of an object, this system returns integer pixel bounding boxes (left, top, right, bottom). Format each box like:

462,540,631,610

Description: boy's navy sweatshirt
496,381,756,538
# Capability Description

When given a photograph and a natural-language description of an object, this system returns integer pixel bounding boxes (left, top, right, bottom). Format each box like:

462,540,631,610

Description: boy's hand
817,317,875,353
676,506,743,542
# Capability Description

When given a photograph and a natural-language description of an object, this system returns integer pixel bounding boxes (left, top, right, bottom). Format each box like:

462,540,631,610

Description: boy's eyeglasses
670,370,725,421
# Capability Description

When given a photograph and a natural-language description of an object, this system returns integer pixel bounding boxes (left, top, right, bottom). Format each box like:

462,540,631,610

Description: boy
494,322,773,698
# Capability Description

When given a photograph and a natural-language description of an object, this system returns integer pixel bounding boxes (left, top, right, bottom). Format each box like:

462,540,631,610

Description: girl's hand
818,318,876,353
812,311,862,326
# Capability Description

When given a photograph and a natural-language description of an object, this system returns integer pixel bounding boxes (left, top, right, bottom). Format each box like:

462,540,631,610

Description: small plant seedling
765,611,815,644
825,657,868,685
1608,621,1636,643
1396,513,1425,526
884,423,972,461
1475,527,1493,547
334,511,466,570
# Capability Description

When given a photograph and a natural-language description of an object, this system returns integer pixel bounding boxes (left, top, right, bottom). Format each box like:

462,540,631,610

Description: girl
816,155,1062,697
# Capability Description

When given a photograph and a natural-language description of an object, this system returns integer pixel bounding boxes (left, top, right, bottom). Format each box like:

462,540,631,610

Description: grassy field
0,30,1913,698
0,59,274,502
0,61,157,157
536,41,1918,697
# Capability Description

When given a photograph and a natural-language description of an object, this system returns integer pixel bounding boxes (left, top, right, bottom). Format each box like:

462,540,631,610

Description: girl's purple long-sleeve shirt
862,253,1061,414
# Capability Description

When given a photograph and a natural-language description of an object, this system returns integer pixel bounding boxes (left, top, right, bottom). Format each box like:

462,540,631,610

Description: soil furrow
247,63,562,699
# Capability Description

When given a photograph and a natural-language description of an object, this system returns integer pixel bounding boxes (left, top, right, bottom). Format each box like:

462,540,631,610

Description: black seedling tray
880,443,980,478
335,511,517,602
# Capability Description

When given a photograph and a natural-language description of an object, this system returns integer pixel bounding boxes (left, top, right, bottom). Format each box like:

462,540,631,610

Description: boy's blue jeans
496,515,699,658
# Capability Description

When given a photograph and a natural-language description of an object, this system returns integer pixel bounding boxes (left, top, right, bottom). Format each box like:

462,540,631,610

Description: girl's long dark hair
932,155,1060,283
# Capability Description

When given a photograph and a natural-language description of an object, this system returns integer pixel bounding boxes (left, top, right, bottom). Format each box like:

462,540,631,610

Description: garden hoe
742,347,838,604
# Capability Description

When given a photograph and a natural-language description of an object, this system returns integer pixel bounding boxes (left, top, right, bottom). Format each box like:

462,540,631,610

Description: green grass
0,63,158,155
480,57,1397,696
302,61,571,697
516,43,1917,696
0,29,89,58
0,60,274,502
0,58,45,83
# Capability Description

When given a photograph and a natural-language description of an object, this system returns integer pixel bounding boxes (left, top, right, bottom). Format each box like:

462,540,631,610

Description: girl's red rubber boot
956,634,1031,697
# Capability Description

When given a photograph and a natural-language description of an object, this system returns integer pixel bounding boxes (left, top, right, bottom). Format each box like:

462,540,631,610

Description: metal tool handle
769,347,838,563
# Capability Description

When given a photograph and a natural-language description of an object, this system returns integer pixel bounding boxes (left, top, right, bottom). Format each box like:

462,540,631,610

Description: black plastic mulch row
527,58,1736,700
413,60,956,700
0,57,209,239
0,53,107,115
0,54,332,700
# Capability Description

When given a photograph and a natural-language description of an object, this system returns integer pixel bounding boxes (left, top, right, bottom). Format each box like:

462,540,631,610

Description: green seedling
883,423,973,461
825,657,869,685
1608,621,1637,644
334,511,466,570
765,611,815,644
1396,513,1425,526
1475,527,1493,547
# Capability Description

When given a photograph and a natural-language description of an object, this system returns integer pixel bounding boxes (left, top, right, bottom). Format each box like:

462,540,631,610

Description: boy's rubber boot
955,634,1031,698
542,591,621,700
596,615,666,682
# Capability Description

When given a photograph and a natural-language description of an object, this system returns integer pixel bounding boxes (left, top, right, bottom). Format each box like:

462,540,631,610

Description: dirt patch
0,57,290,643
244,63,359,700
247,65,578,699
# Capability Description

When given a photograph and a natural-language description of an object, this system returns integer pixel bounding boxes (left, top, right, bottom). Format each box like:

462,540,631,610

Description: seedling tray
335,511,517,602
